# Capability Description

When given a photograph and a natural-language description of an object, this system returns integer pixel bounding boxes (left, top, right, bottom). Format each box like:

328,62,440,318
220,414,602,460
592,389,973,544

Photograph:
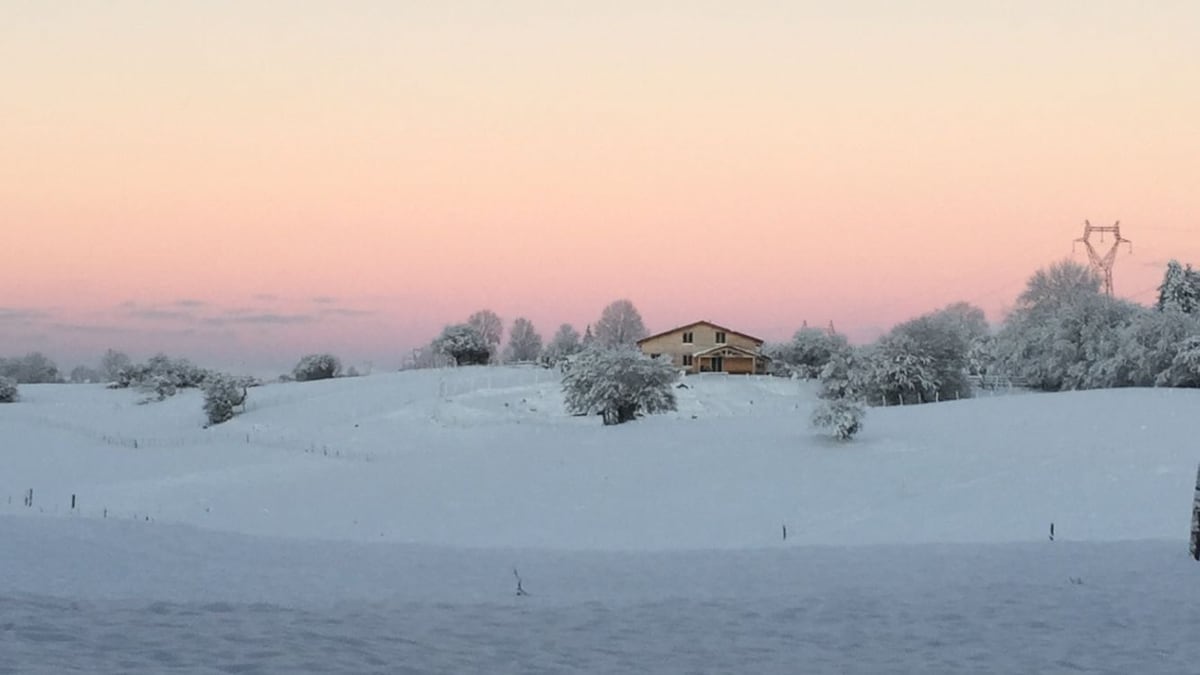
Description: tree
543,324,583,365
1158,335,1200,388
468,309,504,361
0,352,60,383
434,324,491,366
0,376,17,403
203,374,247,426
810,350,865,440
1157,260,1200,314
581,324,595,347
767,326,850,379
69,365,102,383
100,349,133,382
292,353,342,381
504,317,543,363
593,299,648,348
561,347,678,425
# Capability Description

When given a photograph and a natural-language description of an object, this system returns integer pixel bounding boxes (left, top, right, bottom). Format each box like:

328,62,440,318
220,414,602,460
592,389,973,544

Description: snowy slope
4,368,1200,673
2,367,1197,549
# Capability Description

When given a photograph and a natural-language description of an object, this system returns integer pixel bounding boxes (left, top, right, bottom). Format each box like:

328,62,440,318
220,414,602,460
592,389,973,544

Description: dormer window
682,331,694,344
715,331,726,344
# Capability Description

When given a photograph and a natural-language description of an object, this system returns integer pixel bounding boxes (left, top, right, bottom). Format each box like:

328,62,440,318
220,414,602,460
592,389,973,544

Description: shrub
811,398,865,440
562,348,678,425
203,374,247,426
0,376,18,403
292,353,342,382
433,324,491,366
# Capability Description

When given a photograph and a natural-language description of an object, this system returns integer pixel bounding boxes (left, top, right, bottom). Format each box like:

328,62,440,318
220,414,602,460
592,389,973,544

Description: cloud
174,299,207,308
203,312,316,326
311,296,338,305
128,308,197,321
0,307,51,323
317,307,375,318
252,293,279,302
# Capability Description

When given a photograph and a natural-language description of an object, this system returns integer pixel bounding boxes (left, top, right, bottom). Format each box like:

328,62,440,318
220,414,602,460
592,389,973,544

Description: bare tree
468,309,504,361
593,299,648,348
504,317,543,363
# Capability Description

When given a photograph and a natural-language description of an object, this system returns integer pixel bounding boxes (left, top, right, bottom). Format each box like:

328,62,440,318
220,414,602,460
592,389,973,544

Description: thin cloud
174,299,207,308
252,293,280,302
204,312,316,326
311,296,338,305
0,307,50,322
318,307,374,318
127,308,197,321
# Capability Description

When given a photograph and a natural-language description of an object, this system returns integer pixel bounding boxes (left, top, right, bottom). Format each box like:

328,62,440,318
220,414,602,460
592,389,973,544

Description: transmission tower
1073,220,1132,296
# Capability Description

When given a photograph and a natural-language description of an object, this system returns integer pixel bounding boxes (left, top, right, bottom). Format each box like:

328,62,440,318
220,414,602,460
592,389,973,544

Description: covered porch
692,345,769,375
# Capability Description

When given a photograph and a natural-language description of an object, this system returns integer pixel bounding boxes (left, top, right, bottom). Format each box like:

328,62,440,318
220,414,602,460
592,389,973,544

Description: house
637,321,769,375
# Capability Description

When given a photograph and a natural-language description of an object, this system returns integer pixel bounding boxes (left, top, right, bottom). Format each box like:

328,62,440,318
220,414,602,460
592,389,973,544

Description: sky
3,0,1199,373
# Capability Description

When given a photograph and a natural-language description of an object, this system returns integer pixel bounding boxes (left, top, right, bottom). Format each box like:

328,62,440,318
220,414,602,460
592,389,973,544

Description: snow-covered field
3,367,1199,673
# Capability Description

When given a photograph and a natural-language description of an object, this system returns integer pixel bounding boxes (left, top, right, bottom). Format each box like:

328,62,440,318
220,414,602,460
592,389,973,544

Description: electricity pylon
1073,220,1132,296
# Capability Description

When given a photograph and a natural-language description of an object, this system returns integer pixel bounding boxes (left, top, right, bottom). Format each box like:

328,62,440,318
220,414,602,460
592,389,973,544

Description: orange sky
2,1,1198,371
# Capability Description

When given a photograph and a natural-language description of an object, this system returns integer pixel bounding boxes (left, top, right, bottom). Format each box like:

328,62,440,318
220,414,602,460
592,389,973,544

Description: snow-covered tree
203,374,247,426
100,349,132,382
434,324,491,366
542,323,583,365
811,398,864,440
767,327,849,379
810,349,865,440
292,353,342,381
581,324,595,346
856,334,938,405
503,317,543,363
112,353,208,392
1157,260,1200,314
0,352,60,383
0,375,17,403
1157,335,1200,388
561,347,678,425
593,300,648,348
468,309,504,360
69,365,102,383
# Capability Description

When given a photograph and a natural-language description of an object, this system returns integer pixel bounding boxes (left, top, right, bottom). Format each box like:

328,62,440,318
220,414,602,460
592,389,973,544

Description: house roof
692,344,768,359
637,320,764,346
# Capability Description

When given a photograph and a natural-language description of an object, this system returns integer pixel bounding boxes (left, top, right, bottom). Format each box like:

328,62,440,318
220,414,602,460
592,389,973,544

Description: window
715,331,726,344
682,331,694,344
649,353,661,359
682,355,694,366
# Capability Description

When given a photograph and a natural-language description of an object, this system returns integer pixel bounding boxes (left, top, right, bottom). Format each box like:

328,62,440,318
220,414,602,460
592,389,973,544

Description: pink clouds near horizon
2,1,1198,369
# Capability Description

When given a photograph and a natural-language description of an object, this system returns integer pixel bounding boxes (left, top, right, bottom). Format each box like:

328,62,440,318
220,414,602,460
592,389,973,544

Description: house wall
638,323,762,372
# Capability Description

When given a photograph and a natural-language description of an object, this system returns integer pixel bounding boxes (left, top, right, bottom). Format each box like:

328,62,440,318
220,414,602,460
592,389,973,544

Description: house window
682,331,694,344
682,354,694,366
715,331,726,344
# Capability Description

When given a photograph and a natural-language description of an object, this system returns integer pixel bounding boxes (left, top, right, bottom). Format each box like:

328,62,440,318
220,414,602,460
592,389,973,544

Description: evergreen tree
1157,260,1200,314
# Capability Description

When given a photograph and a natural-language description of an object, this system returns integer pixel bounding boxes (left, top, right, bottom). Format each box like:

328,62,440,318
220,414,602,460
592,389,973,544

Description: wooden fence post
1190,463,1200,561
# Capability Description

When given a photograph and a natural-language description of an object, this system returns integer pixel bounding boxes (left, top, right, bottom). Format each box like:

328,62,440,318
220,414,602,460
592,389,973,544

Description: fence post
1190,463,1200,561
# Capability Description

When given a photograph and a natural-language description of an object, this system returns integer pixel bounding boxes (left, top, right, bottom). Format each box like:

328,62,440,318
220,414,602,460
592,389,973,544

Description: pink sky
3,1,1198,372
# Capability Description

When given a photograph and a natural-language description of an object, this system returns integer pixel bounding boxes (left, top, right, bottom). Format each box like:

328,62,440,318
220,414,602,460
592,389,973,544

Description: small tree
434,324,491,366
543,323,583,366
0,376,18,403
504,317,543,363
203,374,247,426
292,353,342,381
562,348,678,425
468,309,504,361
100,349,133,382
593,299,648,348
810,350,865,440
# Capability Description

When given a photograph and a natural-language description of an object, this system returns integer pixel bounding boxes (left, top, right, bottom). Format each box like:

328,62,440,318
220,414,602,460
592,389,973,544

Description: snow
3,367,1200,672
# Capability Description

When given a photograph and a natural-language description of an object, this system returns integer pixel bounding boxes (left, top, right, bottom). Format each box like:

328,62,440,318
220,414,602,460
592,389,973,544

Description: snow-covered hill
3,367,1197,549
5,368,1200,673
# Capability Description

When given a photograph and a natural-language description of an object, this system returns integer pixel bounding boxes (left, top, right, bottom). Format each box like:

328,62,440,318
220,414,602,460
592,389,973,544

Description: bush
433,324,491,366
112,354,209,394
292,353,342,381
811,398,865,440
562,348,678,425
203,374,247,426
0,376,18,403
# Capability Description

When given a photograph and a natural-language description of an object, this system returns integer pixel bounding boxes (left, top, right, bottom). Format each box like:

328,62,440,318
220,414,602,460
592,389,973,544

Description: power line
1073,220,1132,296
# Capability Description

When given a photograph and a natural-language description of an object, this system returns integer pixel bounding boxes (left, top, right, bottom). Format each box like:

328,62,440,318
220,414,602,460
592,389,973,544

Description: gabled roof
692,344,768,359
637,320,764,346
